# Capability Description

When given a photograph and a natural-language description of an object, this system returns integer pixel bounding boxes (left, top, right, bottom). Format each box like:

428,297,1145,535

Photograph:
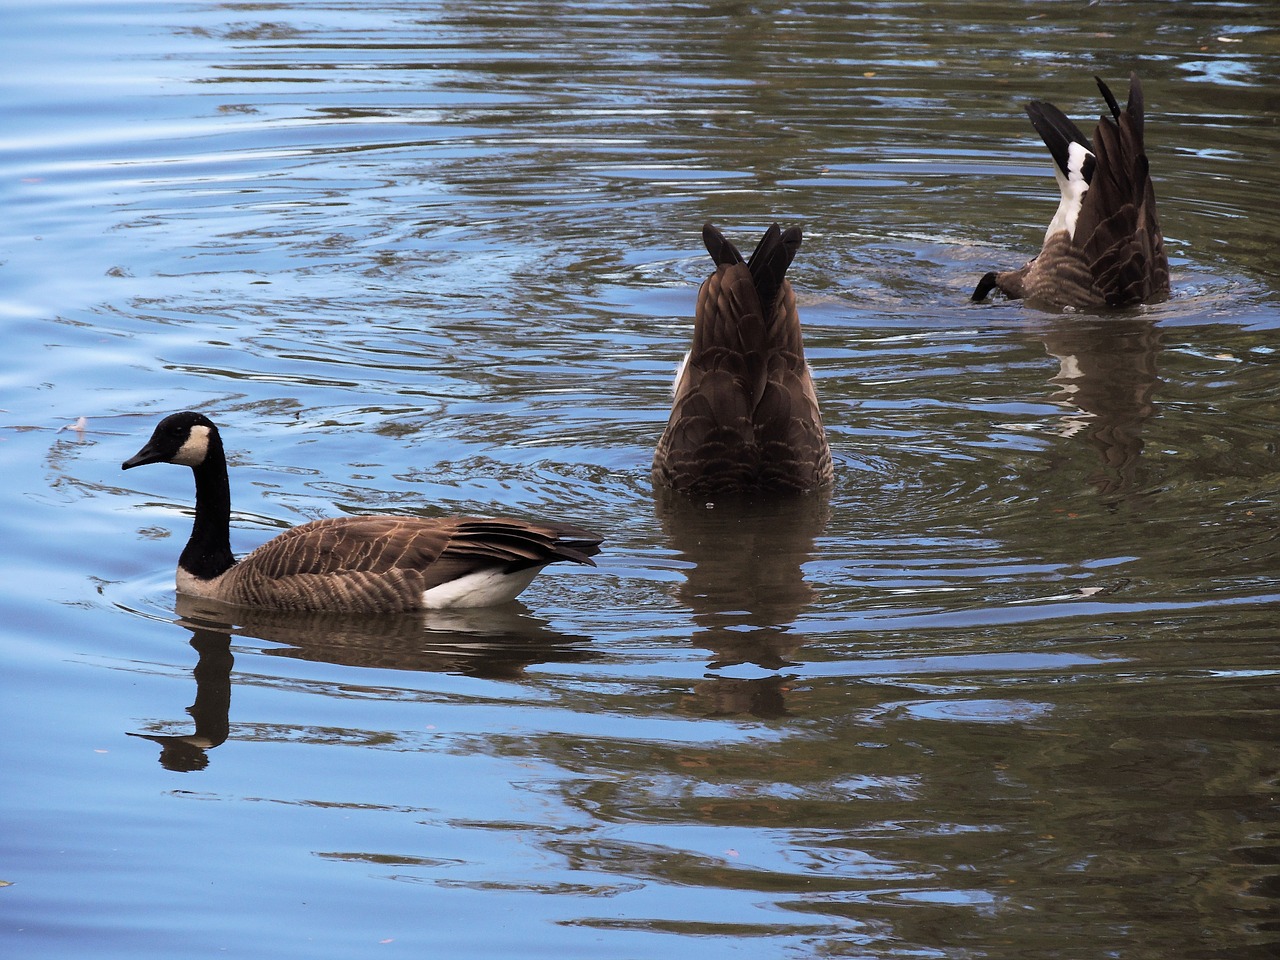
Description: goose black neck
180,431,236,581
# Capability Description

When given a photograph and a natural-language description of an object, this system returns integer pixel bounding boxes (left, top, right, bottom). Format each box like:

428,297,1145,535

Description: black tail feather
702,222,745,267
1095,75,1122,122
1025,100,1092,178
745,223,803,314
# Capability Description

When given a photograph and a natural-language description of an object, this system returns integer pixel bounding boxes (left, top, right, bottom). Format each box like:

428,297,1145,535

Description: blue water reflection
2,1,1280,959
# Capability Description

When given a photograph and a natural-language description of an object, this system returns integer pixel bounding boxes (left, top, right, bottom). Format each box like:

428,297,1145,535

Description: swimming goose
972,72,1169,309
122,411,602,613
652,222,833,498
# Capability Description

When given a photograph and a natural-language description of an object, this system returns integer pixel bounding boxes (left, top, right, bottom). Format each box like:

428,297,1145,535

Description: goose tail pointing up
972,72,1169,310
653,222,832,499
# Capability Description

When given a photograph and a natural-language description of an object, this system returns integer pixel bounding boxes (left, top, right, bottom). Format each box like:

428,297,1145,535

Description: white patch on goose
1043,141,1093,242
172,424,212,466
176,564,222,598
672,350,691,396
420,565,544,609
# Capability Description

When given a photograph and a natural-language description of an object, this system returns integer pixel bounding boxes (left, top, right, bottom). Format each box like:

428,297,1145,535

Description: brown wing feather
748,224,805,355
219,516,600,612
1074,75,1169,306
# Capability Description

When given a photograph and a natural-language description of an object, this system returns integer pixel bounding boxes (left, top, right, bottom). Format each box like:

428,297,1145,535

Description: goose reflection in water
1039,315,1161,499
174,594,597,680
655,493,829,718
128,626,233,772
172,599,596,680
129,597,596,770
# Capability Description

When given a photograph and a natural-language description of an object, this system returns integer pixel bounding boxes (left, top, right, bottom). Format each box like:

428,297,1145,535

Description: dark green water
1,2,1278,957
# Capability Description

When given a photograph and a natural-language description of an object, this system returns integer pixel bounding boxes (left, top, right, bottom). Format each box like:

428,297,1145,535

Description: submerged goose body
652,222,832,498
973,73,1169,309
122,412,601,613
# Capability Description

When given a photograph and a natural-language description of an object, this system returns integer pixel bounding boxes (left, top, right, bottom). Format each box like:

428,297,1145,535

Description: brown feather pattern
216,516,601,613
653,223,832,498
974,73,1169,309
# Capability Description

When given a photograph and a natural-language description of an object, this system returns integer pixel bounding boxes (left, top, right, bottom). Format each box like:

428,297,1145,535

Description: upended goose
122,411,602,613
972,72,1169,309
652,222,833,499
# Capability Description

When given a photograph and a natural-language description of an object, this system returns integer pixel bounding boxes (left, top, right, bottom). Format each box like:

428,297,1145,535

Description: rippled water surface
3,2,1279,957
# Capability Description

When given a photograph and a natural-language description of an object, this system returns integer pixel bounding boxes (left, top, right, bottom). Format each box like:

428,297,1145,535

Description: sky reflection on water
2,2,1280,959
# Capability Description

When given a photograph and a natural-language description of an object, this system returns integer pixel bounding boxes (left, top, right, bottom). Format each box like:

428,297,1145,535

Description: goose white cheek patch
172,425,211,466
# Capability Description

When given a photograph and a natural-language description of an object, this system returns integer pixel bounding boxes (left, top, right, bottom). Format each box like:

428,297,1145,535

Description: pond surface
2,1,1279,958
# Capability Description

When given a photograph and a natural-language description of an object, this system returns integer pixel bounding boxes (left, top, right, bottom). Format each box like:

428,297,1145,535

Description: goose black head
123,411,220,470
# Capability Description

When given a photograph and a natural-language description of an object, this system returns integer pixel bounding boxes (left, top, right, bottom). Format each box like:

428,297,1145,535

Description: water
2,1,1279,957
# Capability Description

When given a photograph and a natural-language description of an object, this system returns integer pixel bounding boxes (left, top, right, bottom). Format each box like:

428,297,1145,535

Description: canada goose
652,222,833,498
122,411,602,613
972,72,1169,309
